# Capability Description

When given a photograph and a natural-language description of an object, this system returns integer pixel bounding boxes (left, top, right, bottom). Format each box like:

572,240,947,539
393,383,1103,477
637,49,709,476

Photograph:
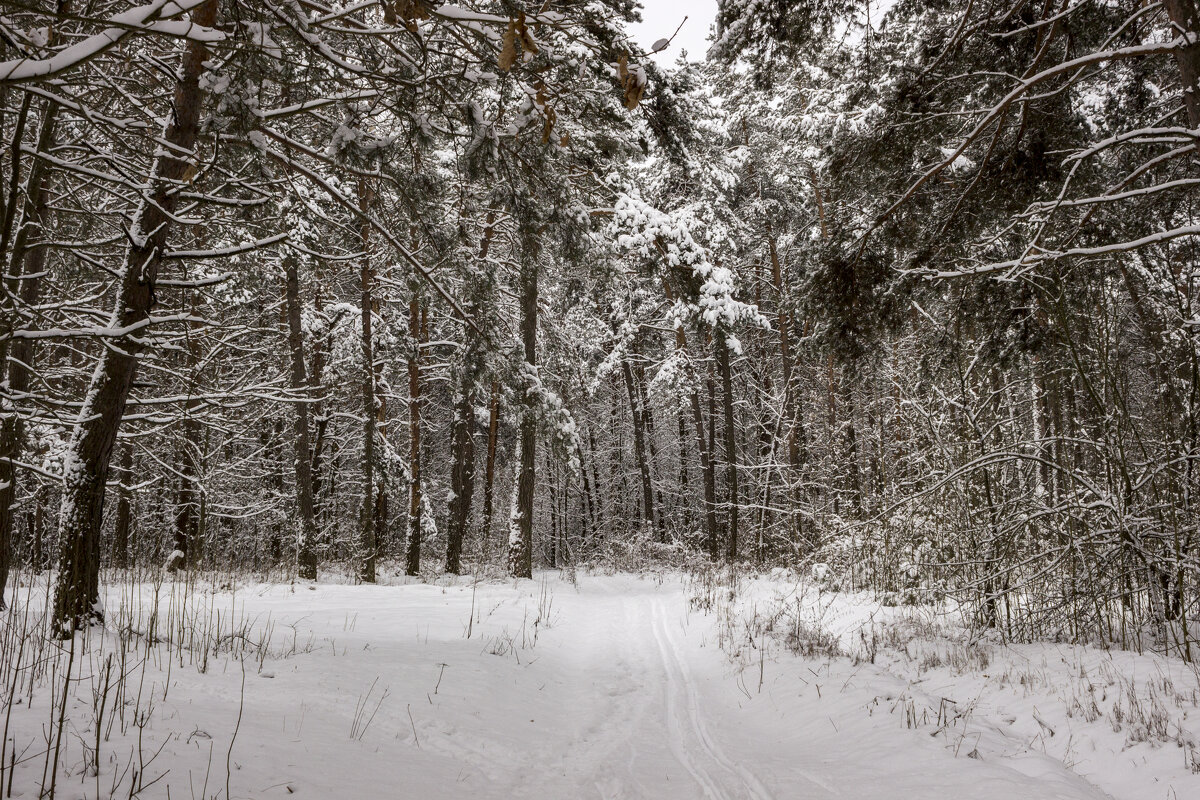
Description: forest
1,1,1200,798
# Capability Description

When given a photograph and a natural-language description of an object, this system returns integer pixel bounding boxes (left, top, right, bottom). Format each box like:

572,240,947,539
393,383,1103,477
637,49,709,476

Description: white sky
627,0,718,66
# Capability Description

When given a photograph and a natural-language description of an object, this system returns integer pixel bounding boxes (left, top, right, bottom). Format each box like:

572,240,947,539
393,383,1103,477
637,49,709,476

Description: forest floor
2,570,1199,799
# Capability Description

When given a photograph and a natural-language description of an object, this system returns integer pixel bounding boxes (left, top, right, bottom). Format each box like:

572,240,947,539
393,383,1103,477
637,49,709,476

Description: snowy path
2,573,1146,798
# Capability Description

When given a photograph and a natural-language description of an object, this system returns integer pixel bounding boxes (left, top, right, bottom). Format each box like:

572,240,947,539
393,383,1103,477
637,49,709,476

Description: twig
407,704,420,749
226,660,246,800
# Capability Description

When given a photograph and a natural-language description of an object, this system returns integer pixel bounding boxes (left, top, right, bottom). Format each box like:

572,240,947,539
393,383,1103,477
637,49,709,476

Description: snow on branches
609,190,768,338
512,362,581,474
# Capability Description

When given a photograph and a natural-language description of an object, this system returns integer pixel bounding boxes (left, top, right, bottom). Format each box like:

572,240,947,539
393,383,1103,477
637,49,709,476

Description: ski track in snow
651,598,774,800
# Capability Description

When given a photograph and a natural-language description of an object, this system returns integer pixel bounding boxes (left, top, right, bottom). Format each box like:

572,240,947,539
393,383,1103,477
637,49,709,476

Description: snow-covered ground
2,570,1197,799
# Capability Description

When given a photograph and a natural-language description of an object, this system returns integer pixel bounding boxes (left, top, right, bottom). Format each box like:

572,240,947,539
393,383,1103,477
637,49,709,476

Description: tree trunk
509,258,537,579
636,364,664,532
309,303,330,521
405,293,423,577
482,380,500,559
171,416,200,567
285,257,319,579
610,377,627,528
547,454,559,568
0,98,56,608
677,408,689,512
622,360,657,534
768,230,806,545
717,330,740,560
171,300,203,570
374,377,389,568
374,474,389,567
844,384,863,517
705,334,720,557
1167,1,1200,129
826,353,838,516
30,489,45,571
52,0,218,632
0,388,16,606
578,435,594,543
357,184,377,584
512,413,536,578
660,279,717,555
445,216,492,574
445,382,473,575
587,423,604,543
266,418,284,565
111,443,133,569
692,389,720,559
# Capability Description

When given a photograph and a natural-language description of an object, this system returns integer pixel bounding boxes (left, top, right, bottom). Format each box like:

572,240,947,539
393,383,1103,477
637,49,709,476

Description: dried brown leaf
498,20,518,71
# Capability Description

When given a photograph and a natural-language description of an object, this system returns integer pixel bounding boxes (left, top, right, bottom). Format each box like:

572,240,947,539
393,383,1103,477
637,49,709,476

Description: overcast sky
627,1,718,66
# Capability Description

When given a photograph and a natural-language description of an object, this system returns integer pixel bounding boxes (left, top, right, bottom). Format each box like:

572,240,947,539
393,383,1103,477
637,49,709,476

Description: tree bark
357,184,377,584
1166,1,1200,129
52,0,218,631
717,330,740,560
844,384,863,516
170,299,203,570
405,293,423,577
445,215,492,574
509,258,537,579
309,300,330,521
171,416,200,567
767,229,807,544
547,454,559,567
610,376,627,527
481,380,500,559
266,417,284,565
622,360,657,534
677,408,689,504
445,382,473,574
636,364,664,531
692,388,720,559
587,423,605,543
578,434,594,543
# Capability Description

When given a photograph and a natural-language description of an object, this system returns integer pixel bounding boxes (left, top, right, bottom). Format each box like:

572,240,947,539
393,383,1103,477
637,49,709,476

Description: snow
0,0,221,82
608,191,768,333
2,571,1197,799
716,574,1200,800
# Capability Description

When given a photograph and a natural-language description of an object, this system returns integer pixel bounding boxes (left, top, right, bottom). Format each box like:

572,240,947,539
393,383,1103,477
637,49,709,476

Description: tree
52,0,220,631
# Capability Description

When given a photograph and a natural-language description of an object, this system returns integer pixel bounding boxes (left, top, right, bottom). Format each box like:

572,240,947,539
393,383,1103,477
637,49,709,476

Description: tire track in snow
652,599,775,800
